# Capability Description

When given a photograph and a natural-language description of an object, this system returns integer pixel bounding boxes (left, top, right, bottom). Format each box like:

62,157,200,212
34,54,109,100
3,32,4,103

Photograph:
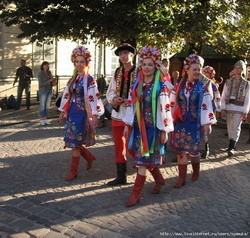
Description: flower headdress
71,46,91,64
138,45,162,67
202,66,215,75
183,54,204,71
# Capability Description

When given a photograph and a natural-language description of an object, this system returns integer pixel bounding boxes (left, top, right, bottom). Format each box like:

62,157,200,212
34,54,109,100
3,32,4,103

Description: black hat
115,43,136,56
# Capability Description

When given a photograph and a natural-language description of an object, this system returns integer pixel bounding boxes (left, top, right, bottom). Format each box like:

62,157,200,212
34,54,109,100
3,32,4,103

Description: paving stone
9,233,30,238
0,211,18,224
27,226,50,237
92,229,124,238
43,230,68,238
53,216,79,228
0,103,249,237
18,201,34,210
38,209,62,221
73,221,100,235
8,219,34,232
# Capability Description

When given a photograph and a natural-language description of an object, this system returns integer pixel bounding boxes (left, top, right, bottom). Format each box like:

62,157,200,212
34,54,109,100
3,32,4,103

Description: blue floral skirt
131,126,165,167
171,113,201,154
64,103,87,148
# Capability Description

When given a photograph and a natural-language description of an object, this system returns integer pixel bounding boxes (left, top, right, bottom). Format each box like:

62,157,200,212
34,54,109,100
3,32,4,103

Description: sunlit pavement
0,102,249,238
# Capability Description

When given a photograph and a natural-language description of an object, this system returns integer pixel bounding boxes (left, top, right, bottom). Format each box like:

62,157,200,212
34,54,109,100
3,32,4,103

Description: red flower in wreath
64,93,69,98
96,93,100,98
96,105,101,111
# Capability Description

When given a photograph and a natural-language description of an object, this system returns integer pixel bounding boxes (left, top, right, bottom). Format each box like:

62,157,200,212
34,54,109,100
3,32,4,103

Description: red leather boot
65,156,80,181
150,167,165,194
173,164,187,188
191,163,200,181
80,146,96,170
126,174,146,207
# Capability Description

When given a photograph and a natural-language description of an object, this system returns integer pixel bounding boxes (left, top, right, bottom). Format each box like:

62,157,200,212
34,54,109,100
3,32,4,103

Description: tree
0,0,249,57
0,0,173,48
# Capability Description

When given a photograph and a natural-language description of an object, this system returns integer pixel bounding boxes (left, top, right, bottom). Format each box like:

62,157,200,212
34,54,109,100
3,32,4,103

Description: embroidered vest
225,78,249,106
178,81,202,121
114,66,135,112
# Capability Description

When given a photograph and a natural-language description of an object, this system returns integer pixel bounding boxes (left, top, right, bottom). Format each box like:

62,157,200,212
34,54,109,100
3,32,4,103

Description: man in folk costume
106,43,136,186
221,60,250,156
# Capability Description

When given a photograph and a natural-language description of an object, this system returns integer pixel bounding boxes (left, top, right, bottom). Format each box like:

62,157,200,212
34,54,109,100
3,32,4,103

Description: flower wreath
183,54,204,71
138,45,162,67
71,46,91,64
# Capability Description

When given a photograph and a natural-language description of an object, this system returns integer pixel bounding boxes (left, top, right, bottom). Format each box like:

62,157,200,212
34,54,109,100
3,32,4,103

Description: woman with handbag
38,61,54,125
58,46,104,181
170,54,216,188
123,46,174,207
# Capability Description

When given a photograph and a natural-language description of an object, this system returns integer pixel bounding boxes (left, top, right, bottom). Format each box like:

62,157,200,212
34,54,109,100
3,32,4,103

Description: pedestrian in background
59,46,104,181
38,61,53,126
13,59,33,110
171,70,180,86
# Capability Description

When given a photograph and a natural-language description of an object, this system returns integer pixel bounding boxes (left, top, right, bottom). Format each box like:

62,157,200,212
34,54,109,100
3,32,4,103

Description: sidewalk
0,102,249,238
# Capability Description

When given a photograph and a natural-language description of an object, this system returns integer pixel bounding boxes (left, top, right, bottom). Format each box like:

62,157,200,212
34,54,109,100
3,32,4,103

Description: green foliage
0,0,249,57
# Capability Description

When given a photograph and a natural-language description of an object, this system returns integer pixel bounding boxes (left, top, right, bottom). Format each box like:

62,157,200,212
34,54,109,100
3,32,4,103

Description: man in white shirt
106,43,136,186
221,60,250,156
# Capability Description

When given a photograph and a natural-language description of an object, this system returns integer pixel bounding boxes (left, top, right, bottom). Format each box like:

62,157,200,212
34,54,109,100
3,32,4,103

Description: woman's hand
160,131,168,144
59,111,68,123
204,124,212,135
89,115,99,128
240,113,248,121
123,99,130,107
221,110,227,119
158,64,169,76
113,96,123,107
123,125,130,139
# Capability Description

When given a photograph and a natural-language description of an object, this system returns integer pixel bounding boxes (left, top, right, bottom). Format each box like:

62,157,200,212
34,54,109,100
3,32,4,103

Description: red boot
80,146,96,170
126,174,146,207
65,156,80,181
150,167,165,194
173,164,187,188
191,163,200,181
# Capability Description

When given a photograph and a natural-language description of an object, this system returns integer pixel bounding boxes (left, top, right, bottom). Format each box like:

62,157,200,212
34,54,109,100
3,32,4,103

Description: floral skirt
171,114,202,154
64,103,87,148
131,126,165,167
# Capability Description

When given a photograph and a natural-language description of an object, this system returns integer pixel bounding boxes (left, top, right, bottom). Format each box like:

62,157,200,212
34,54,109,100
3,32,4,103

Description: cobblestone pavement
0,103,249,238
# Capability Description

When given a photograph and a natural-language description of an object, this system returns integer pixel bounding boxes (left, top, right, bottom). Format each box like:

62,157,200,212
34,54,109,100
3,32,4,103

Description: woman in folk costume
170,54,216,188
123,46,174,207
59,46,104,181
202,66,221,112
201,65,222,159
221,60,250,156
